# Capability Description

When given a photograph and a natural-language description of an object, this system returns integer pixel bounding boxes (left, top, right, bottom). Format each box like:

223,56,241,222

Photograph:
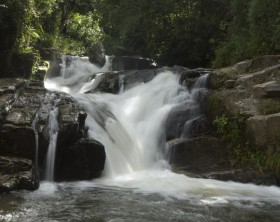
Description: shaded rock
265,83,280,98
122,69,157,90
165,102,199,140
95,71,124,93
252,81,278,98
88,43,106,68
11,53,37,78
111,46,133,56
46,58,63,79
0,78,27,123
112,56,157,71
224,80,235,89
33,61,50,81
219,55,280,76
0,156,39,193
179,68,211,88
0,80,45,159
95,69,157,93
201,168,280,186
246,113,280,151
0,124,36,159
55,139,105,181
39,47,59,60
168,137,227,169
235,64,280,89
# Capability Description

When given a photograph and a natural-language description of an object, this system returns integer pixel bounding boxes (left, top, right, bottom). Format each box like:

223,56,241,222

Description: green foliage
65,12,104,47
214,114,280,174
213,114,246,156
213,0,280,68
259,101,280,115
97,0,231,67
2,0,280,74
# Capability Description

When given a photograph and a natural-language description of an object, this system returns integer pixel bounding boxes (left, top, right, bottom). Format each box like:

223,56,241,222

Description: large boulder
87,43,106,68
33,91,106,181
246,113,280,151
168,137,227,171
55,139,105,181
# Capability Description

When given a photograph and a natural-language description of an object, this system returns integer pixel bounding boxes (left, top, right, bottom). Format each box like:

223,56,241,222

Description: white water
31,112,39,174
44,56,280,201
45,107,59,181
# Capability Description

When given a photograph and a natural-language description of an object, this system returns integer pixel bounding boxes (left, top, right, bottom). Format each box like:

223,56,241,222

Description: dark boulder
87,43,106,68
168,137,227,171
0,156,39,193
112,56,157,71
55,139,105,181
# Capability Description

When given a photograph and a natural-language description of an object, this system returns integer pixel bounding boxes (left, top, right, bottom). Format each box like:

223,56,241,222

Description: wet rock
122,69,157,90
95,71,122,93
46,58,63,79
0,156,39,193
168,137,227,170
0,80,44,159
88,43,106,68
201,168,280,186
55,139,105,181
165,102,200,140
179,69,211,88
95,69,157,93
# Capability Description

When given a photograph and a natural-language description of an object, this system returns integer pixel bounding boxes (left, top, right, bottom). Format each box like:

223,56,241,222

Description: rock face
0,156,39,192
207,55,280,148
0,78,106,192
201,55,280,185
168,137,226,170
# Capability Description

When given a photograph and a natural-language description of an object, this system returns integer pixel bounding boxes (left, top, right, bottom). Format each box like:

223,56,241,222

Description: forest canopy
0,0,280,71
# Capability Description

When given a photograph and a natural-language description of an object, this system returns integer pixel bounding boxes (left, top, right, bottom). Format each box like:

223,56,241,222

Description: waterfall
42,55,280,202
45,56,195,177
31,112,39,175
44,56,208,178
180,74,209,138
45,106,59,181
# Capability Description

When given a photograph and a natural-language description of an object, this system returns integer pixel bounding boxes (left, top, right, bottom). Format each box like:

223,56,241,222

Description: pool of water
1,176,280,222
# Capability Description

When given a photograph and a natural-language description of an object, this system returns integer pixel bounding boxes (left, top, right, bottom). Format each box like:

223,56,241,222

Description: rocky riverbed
0,54,280,193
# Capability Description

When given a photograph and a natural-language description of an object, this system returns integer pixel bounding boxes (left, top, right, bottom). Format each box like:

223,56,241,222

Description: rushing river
1,179,280,222
1,56,280,221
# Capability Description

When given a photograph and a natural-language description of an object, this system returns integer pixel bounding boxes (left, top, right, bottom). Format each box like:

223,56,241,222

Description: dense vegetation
0,0,280,75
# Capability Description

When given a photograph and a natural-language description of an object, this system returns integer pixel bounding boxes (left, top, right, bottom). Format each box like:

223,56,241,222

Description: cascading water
43,56,280,199
31,112,39,174
45,106,59,181
2,55,280,222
